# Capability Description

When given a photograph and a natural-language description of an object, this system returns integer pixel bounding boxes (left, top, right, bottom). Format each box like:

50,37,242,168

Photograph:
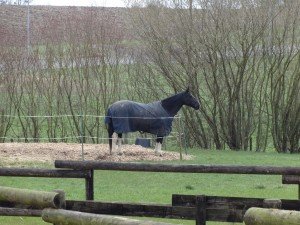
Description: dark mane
161,91,185,117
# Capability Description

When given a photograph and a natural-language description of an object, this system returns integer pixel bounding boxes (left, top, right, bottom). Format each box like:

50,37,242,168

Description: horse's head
182,87,200,110
161,87,200,116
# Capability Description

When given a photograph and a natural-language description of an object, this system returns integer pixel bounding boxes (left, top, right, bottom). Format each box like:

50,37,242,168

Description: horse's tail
105,109,114,155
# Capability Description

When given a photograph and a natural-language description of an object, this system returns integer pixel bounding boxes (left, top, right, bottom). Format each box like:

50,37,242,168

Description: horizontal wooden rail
282,175,300,199
68,199,242,222
55,161,300,175
172,194,300,211
244,208,300,225
42,208,176,225
0,186,64,209
0,207,41,217
0,167,92,200
66,200,194,220
172,194,264,208
0,167,90,178
282,175,300,184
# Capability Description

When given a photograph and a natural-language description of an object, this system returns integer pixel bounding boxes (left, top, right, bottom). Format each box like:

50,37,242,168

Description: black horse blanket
105,100,173,136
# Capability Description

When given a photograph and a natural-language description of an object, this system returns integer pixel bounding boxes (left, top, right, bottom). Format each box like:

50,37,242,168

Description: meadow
0,147,300,225
1,3,299,224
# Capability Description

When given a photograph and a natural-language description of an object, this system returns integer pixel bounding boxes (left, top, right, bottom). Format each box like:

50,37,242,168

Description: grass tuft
185,185,194,190
254,184,266,189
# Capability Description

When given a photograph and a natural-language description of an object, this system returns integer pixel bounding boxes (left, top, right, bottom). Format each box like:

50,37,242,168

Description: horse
104,88,200,155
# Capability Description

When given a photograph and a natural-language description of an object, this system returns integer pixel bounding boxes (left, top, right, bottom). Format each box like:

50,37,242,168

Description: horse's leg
117,133,123,155
107,123,114,155
111,132,118,155
155,136,163,156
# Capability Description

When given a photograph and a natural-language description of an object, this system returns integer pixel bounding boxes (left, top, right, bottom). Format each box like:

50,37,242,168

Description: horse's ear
185,86,190,93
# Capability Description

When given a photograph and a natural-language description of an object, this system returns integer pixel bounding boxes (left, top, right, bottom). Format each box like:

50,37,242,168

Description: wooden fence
64,194,300,225
0,186,174,225
1,185,299,225
8,163,300,202
1,161,300,224
53,160,300,224
0,167,92,200
54,160,300,201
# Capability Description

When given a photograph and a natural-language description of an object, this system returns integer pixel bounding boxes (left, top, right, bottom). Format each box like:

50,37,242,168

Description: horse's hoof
155,151,163,157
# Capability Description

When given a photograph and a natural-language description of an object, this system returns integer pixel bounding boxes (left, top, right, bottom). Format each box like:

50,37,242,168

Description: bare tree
0,0,32,5
129,0,271,150
0,47,16,142
263,1,300,153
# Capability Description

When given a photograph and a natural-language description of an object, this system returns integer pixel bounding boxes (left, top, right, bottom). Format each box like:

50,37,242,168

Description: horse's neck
161,93,184,117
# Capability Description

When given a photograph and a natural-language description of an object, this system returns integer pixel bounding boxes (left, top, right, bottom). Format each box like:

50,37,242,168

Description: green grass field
0,148,300,225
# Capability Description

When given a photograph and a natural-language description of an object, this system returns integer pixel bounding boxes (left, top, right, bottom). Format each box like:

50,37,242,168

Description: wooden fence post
85,170,94,200
195,195,206,225
282,175,300,199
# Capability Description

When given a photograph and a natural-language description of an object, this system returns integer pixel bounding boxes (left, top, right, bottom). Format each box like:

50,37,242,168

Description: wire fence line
0,114,186,160
0,135,181,142
2,114,180,119
0,114,184,145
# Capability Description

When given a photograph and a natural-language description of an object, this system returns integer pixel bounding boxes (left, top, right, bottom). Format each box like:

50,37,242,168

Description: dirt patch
0,143,192,164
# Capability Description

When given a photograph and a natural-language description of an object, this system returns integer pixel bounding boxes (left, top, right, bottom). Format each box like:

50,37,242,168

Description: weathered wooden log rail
42,208,175,225
244,207,300,225
0,186,65,217
0,167,90,178
55,160,300,175
0,207,42,217
0,186,63,209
